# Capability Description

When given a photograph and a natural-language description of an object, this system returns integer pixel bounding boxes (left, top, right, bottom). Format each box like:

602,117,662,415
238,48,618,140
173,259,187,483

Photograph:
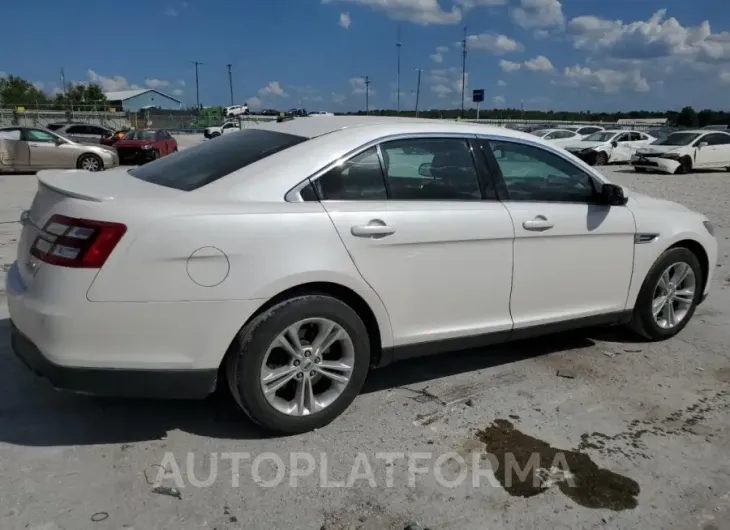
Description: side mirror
54,137,65,146
610,140,618,148
418,162,432,177
698,142,708,148
598,183,627,206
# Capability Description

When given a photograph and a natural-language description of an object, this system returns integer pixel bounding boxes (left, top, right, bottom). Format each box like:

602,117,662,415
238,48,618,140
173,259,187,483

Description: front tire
675,156,692,174
226,295,371,434
595,152,608,166
628,247,703,340
77,154,103,172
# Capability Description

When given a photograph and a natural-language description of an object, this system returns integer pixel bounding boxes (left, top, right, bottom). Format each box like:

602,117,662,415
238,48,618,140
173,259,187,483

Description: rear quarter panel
86,201,394,346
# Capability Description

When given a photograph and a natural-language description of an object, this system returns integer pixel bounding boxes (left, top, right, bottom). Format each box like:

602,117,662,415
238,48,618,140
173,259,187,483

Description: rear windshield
128,129,308,191
46,124,64,131
124,130,157,140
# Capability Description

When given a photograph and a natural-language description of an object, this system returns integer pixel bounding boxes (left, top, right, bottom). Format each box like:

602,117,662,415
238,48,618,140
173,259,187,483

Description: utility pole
396,25,402,114
363,76,371,115
461,26,467,119
414,68,422,118
190,61,203,109
60,68,67,98
521,99,525,121
226,64,234,106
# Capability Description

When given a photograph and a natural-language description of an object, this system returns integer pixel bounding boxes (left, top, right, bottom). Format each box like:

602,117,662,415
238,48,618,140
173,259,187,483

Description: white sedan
530,128,583,147
563,130,655,165
631,130,730,174
7,117,718,434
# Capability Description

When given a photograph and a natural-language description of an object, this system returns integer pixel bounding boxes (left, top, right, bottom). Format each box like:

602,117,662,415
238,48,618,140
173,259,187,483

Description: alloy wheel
651,262,696,329
81,157,100,171
259,318,355,416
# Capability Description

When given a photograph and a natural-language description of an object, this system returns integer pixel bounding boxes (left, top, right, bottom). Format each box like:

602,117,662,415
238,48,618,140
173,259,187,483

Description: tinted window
584,132,616,142
628,132,641,141
129,129,308,191
654,133,701,146
45,124,64,131
380,138,481,201
124,130,156,140
316,147,387,200
704,133,730,146
488,140,597,203
553,131,575,139
26,129,56,143
65,125,88,134
580,127,602,135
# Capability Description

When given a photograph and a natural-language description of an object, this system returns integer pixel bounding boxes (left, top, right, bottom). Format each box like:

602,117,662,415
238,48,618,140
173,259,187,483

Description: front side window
584,132,616,143
316,147,387,200
26,129,56,143
553,131,576,139
487,140,597,203
380,138,481,200
704,133,730,146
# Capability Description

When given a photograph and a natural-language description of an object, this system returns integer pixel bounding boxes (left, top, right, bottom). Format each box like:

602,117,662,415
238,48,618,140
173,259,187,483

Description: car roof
254,115,537,140
679,129,728,134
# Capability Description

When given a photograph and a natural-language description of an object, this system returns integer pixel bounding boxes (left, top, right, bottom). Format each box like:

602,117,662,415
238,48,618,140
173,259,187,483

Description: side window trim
476,134,606,204
286,132,489,202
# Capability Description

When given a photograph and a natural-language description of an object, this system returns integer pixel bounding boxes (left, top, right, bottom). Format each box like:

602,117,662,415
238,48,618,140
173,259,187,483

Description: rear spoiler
36,170,111,202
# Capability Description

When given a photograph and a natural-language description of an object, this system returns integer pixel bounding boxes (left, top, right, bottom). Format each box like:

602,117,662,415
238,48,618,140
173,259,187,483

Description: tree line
0,74,108,109
1,74,727,127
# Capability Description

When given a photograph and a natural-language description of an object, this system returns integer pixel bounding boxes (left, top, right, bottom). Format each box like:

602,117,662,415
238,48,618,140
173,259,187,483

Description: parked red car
100,129,130,147
114,129,178,165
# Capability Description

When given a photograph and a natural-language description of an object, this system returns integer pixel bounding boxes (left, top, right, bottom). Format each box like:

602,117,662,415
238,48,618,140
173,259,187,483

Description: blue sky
3,0,729,112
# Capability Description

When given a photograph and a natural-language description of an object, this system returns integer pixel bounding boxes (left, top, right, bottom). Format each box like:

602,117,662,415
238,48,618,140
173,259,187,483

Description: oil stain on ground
476,419,640,511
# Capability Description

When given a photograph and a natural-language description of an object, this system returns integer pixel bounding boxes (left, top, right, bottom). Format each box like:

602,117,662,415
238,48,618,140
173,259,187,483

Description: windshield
530,130,551,137
583,132,617,142
124,130,157,140
129,129,308,191
651,132,701,146
562,126,579,132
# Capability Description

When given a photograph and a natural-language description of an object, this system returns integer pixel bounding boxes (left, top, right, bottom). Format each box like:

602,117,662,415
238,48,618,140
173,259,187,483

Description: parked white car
309,111,334,116
561,125,605,138
631,130,730,174
564,130,656,165
7,117,717,434
203,120,241,139
531,128,583,147
225,104,249,118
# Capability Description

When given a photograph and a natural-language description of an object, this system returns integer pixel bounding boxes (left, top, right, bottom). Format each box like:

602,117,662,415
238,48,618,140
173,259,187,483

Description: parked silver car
0,126,119,172
45,122,116,144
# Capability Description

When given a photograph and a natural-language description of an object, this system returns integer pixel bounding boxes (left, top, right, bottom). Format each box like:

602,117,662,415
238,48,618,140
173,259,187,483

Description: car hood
114,139,153,148
623,188,690,213
635,145,681,155
563,141,607,150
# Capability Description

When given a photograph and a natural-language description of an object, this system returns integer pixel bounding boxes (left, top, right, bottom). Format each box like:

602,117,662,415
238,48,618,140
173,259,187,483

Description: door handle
351,221,395,238
522,216,554,231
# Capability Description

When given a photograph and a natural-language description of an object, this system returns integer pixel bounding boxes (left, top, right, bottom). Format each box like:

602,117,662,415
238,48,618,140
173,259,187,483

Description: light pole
226,63,234,106
363,76,371,114
190,61,203,109
460,26,467,119
414,68,422,117
396,25,402,114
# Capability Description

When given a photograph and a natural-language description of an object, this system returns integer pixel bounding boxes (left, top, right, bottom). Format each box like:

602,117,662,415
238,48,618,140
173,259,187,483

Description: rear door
0,128,29,170
610,132,633,162
311,135,515,348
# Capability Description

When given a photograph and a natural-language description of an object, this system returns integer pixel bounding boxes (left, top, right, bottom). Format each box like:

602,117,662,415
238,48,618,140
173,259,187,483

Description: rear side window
129,129,307,191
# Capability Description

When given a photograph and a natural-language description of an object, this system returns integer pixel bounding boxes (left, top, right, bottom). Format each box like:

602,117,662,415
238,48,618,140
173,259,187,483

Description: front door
482,138,636,329
25,128,75,169
0,128,29,169
696,133,730,168
313,137,515,347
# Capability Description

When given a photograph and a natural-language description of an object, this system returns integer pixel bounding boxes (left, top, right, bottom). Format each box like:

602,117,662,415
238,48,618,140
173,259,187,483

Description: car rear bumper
10,322,217,399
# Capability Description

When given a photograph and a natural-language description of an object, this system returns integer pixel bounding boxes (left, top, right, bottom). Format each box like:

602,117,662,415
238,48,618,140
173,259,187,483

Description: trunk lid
16,169,181,286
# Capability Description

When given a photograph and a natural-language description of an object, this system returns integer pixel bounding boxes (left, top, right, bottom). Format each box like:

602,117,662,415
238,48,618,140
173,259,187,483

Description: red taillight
30,214,127,268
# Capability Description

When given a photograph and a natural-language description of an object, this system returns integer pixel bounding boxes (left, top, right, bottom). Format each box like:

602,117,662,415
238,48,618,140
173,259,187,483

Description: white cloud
332,92,347,104
493,95,505,106
33,81,44,90
429,67,468,97
0,71,7,78
165,7,178,16
145,78,170,89
436,45,449,53
455,0,507,7
339,12,351,29
430,53,444,64
176,79,186,86
497,79,507,87
567,9,728,63
499,60,522,72
558,64,650,93
719,71,730,84
523,55,554,71
246,97,263,109
431,84,453,97
87,70,135,92
258,81,288,97
463,32,523,54
349,77,375,95
510,0,564,30
172,88,183,96
322,0,461,25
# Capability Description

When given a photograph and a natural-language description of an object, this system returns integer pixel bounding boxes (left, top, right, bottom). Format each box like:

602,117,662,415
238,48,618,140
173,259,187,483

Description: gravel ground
1,157,729,530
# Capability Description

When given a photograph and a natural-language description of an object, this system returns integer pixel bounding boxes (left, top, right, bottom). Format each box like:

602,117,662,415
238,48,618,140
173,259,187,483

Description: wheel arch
220,281,390,379
76,152,102,167
668,238,709,295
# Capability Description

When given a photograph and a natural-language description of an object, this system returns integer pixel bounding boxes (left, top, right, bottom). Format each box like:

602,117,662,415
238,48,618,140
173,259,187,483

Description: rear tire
628,247,703,341
77,154,103,172
595,152,608,166
210,132,221,138
225,295,371,434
